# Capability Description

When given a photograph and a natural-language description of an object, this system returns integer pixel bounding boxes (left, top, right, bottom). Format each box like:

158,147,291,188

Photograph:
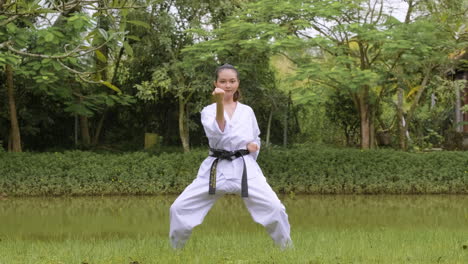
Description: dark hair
215,63,239,81
214,63,240,101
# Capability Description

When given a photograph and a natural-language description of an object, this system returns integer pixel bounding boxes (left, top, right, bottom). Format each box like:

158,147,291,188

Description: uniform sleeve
250,108,261,160
201,105,230,142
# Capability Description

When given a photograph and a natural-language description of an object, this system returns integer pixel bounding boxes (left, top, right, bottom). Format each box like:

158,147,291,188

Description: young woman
169,64,292,249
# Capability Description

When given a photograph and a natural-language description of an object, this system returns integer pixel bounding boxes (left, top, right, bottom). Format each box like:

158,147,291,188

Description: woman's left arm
247,109,261,160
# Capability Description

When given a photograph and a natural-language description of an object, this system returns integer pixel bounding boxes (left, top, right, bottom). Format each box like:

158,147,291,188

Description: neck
223,97,236,105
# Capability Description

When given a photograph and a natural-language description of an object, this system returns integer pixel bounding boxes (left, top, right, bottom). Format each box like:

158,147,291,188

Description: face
214,69,239,99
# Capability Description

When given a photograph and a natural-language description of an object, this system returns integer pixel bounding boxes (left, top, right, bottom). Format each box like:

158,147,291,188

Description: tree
0,0,143,150
202,0,467,149
132,0,268,152
183,1,293,146
384,0,467,149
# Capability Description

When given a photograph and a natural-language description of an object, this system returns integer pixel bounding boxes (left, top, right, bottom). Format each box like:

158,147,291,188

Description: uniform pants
169,175,292,249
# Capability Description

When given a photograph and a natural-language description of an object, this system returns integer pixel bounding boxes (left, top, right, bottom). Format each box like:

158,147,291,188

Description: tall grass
0,195,467,263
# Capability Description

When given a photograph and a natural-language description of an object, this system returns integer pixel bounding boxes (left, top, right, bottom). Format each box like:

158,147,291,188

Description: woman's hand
247,142,260,153
212,87,225,103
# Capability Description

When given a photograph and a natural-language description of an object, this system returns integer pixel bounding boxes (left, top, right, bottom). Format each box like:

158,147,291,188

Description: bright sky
41,0,410,23
387,0,410,21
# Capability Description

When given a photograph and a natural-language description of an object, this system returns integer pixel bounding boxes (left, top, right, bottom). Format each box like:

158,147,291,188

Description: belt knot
208,148,250,197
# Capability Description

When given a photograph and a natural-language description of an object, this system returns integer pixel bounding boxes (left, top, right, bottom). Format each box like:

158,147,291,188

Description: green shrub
0,145,467,196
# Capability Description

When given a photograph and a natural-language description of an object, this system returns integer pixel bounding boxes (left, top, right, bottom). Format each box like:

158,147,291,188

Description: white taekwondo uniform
169,102,292,249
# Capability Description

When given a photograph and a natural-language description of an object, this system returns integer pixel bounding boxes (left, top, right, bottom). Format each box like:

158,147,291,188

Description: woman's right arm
201,88,229,144
213,88,225,132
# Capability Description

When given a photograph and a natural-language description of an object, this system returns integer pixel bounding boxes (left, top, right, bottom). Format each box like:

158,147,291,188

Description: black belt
208,148,250,197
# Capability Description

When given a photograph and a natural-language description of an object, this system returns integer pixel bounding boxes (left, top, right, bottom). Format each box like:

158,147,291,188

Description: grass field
0,195,467,263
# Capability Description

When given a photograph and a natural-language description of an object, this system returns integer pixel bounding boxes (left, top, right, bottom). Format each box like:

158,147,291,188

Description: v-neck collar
224,102,240,121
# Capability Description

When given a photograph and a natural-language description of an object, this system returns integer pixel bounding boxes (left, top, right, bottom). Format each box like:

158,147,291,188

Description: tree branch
0,41,12,49
0,15,19,26
58,60,108,85
389,50,405,71
330,17,349,43
310,18,339,42
369,0,378,24
363,0,373,24
5,39,111,59
369,47,382,66
57,59,96,75
404,0,415,24
406,65,436,123
0,1,17,12
0,0,144,16
374,0,384,25
86,5,147,10
278,51,301,65
309,78,341,90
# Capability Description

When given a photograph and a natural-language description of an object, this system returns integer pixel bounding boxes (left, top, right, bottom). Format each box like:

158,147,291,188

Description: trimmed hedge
0,145,467,196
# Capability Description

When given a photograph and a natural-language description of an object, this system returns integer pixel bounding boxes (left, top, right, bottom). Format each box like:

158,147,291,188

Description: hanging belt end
208,187,216,195
241,190,248,198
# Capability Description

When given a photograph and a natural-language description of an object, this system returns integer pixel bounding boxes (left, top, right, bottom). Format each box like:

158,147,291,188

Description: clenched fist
212,87,225,103
247,142,260,153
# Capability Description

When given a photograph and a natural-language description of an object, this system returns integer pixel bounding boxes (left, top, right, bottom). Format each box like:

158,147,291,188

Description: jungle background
1,0,467,154
1,3,468,263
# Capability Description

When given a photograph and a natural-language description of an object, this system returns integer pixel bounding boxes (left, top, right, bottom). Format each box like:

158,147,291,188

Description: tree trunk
406,67,432,124
358,93,371,149
74,114,78,146
369,116,375,148
359,107,371,149
455,82,462,132
5,64,22,152
266,106,273,147
404,0,415,24
283,107,288,147
7,132,12,151
463,72,468,133
344,124,351,146
80,115,91,146
91,1,110,146
283,92,291,147
430,93,436,109
397,88,407,150
92,111,106,145
179,98,190,152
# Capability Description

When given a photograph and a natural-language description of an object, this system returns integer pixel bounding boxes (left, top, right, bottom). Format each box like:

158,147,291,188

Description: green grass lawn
0,195,467,264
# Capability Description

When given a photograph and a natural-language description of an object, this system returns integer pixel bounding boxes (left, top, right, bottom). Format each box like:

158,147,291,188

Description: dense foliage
1,145,466,196
1,0,467,152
